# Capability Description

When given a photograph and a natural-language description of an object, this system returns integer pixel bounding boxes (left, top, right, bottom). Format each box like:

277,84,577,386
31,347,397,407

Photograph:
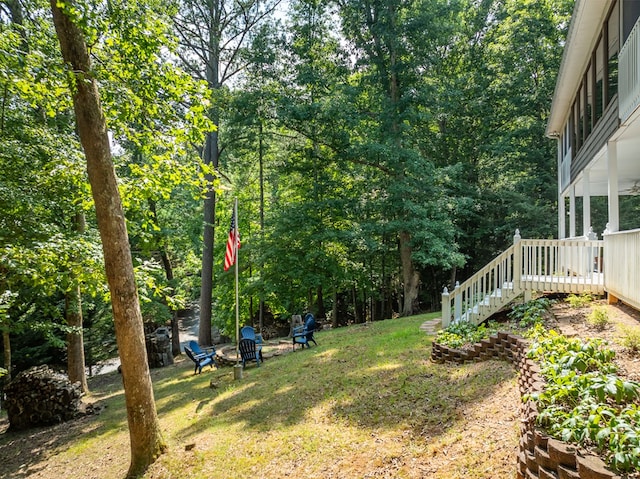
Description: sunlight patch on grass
364,362,403,373
213,380,258,401
273,384,296,395
313,347,340,363
231,398,264,416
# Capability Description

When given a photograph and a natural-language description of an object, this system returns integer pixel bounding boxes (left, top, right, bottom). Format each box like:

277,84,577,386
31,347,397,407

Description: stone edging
431,333,622,479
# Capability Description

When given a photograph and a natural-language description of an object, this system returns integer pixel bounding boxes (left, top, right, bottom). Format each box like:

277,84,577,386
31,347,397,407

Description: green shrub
435,320,501,348
587,306,610,330
566,293,593,308
434,330,465,349
618,326,640,355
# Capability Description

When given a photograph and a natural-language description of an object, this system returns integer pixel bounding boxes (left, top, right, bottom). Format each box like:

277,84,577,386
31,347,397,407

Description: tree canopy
1,0,574,339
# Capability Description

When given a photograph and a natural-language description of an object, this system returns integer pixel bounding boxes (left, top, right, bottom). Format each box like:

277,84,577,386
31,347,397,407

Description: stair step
420,318,442,334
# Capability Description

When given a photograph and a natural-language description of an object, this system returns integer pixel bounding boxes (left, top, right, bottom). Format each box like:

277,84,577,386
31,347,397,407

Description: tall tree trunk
5,0,27,53
258,121,265,333
2,330,10,380
148,199,181,356
399,230,419,316
198,2,222,345
351,285,360,323
198,132,217,346
66,284,88,391
332,285,338,329
66,210,88,393
158,253,180,356
316,285,325,319
50,3,166,476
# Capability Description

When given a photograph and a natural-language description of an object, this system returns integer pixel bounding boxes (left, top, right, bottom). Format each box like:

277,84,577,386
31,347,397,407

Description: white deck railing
441,232,604,327
604,229,640,310
520,238,604,293
619,16,640,122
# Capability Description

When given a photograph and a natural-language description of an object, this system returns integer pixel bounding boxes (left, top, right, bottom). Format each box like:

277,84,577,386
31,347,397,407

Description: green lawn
0,314,520,479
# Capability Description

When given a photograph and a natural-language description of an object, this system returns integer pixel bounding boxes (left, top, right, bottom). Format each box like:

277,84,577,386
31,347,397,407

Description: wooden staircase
440,231,604,328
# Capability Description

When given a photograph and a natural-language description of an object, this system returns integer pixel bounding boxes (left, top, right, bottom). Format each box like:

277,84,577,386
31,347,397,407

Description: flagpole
234,197,240,365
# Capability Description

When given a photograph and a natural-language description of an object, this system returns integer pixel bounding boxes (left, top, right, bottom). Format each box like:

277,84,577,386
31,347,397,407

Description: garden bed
431,295,640,478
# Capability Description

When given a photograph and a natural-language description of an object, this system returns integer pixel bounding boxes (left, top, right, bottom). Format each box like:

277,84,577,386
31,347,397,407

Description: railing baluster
440,236,605,328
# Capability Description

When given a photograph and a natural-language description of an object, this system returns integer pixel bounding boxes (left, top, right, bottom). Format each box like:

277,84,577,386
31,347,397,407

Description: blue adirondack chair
188,340,217,361
292,313,318,351
184,346,216,374
238,338,261,368
240,326,264,360
187,340,217,368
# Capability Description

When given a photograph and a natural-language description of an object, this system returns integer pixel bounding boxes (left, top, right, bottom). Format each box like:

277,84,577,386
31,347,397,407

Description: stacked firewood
4,365,84,431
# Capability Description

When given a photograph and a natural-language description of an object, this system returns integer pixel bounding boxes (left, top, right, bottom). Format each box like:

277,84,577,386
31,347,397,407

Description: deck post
587,227,597,276
583,170,592,237
569,187,576,238
606,142,619,233
513,230,522,293
453,281,461,323
441,287,451,328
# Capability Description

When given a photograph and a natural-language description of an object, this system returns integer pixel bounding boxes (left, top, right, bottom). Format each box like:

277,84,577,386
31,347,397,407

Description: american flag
223,210,240,271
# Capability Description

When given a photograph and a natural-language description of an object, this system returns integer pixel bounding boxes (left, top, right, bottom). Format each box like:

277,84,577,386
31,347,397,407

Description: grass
0,313,520,479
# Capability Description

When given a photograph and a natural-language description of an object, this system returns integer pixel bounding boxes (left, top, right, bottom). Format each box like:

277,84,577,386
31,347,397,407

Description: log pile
4,365,85,431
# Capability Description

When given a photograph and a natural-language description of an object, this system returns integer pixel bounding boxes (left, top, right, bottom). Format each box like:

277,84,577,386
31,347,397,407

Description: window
607,3,619,104
595,37,604,122
578,84,584,149
574,93,582,152
586,68,593,136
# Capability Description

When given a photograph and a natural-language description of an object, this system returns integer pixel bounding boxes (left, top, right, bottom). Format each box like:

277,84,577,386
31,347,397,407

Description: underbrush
618,326,640,355
566,292,594,308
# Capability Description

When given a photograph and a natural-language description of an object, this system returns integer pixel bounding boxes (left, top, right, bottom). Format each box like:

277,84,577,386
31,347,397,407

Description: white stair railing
441,231,604,328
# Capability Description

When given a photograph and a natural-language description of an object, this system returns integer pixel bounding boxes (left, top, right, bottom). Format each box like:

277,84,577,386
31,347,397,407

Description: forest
0,0,576,379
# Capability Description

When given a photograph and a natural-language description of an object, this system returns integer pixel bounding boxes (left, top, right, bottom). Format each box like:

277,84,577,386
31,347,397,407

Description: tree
173,0,282,345
1,0,96,388
50,1,165,475
333,0,466,315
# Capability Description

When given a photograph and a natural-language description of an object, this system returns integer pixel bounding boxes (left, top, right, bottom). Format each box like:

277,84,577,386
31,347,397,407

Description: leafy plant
528,333,616,375
587,306,610,330
526,331,640,473
618,326,640,355
509,297,552,328
566,293,594,308
523,322,550,341
434,331,466,349
435,320,501,348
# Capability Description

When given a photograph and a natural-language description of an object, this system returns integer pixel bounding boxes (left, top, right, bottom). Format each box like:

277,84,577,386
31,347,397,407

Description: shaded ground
0,300,638,479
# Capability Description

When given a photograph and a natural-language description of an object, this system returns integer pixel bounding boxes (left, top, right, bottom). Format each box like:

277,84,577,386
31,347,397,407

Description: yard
0,301,637,479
